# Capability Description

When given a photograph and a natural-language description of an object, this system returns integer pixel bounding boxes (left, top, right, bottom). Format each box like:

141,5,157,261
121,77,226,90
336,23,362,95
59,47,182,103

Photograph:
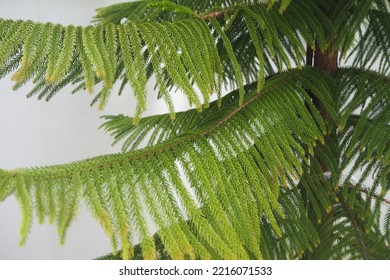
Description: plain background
0,0,191,259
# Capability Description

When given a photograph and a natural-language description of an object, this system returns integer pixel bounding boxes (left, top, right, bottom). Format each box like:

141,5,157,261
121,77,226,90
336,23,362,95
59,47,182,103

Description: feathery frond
0,68,331,259
346,8,390,75
0,0,332,118
336,68,390,195
312,187,390,260
0,17,223,118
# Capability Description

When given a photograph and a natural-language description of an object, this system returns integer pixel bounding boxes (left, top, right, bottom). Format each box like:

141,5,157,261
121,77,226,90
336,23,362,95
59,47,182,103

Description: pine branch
1,0,335,118
336,68,390,198
0,68,332,259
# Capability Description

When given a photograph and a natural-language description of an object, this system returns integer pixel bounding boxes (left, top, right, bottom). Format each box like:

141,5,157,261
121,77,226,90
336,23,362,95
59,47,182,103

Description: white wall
0,0,190,259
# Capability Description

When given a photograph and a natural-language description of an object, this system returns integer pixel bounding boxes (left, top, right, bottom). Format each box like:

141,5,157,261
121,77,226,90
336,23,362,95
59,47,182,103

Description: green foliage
1,69,331,259
311,188,390,259
337,69,390,191
0,0,336,116
0,0,389,260
347,8,390,75
0,17,222,117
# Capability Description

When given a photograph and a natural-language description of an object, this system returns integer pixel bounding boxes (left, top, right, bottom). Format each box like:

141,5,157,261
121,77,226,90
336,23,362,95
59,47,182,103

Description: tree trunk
301,42,338,259
314,42,338,73
314,41,338,121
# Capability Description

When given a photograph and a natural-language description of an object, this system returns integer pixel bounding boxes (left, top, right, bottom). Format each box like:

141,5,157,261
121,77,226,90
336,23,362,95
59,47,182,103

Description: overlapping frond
328,0,372,56
97,185,322,260
312,187,389,259
294,132,389,260
207,0,334,88
94,0,293,24
94,0,313,84
0,69,332,259
100,67,338,152
1,0,337,122
346,8,390,75
1,1,387,116
335,69,389,248
336,68,389,194
296,68,390,259
0,17,224,122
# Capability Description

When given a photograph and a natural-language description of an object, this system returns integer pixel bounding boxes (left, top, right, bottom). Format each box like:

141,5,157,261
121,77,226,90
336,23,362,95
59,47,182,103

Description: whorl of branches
0,0,335,123
0,69,332,259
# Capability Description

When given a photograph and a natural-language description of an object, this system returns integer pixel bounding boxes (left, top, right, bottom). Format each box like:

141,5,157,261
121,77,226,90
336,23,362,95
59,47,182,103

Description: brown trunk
304,43,338,172
314,43,338,73
306,45,314,67
313,42,338,122
301,45,338,259
302,1,339,260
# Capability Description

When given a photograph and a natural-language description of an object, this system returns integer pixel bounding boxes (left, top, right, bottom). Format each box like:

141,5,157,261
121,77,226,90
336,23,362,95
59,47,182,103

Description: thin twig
357,187,390,206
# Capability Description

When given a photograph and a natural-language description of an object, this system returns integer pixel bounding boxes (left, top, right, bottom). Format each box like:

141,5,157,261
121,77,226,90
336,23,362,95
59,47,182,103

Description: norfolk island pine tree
0,0,389,260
